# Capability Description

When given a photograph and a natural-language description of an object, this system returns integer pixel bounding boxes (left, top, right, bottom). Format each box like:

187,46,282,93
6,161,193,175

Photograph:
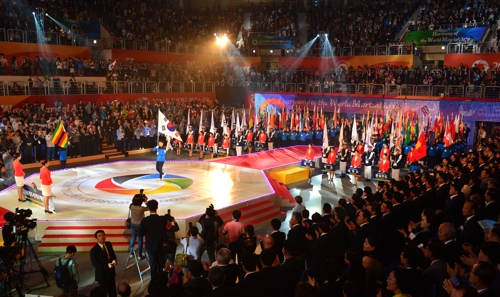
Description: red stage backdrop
279,55,413,74
444,53,500,70
111,50,261,67
4,93,216,111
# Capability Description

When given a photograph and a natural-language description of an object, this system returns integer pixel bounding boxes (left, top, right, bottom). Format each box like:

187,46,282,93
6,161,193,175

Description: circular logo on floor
50,163,204,205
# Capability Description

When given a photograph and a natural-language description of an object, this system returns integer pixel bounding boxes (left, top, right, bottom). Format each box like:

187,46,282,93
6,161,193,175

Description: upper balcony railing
0,28,89,47
2,80,498,98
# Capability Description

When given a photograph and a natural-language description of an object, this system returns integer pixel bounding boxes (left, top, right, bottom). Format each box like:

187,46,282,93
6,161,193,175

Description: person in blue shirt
290,128,298,145
274,128,281,148
153,141,167,180
299,129,307,145
428,143,438,168
58,147,68,169
281,128,289,147
306,128,314,144
315,126,323,145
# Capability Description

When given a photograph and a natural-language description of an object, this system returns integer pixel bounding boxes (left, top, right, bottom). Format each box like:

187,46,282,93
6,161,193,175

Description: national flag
220,109,226,129
322,120,329,151
249,106,254,129
351,115,358,143
158,111,182,141
199,109,203,132
231,108,235,128
52,121,68,149
186,109,191,133
210,110,215,134
108,59,117,71
413,130,427,161
444,116,452,147
254,108,259,133
236,112,241,132
339,121,344,145
242,108,247,128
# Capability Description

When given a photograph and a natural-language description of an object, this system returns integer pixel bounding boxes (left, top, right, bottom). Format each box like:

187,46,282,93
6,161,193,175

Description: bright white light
317,34,319,37
252,49,256,53
325,34,327,37
270,50,273,53
441,46,445,50
93,40,97,44
214,33,216,36
45,13,48,16
414,47,417,50
215,35,229,47
32,12,35,15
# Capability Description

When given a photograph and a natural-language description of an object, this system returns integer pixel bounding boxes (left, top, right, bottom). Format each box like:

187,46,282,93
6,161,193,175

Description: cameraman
2,212,16,247
129,191,149,260
163,213,179,266
2,147,15,187
198,205,223,263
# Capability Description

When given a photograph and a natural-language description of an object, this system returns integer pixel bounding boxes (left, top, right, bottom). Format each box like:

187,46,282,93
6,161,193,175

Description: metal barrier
0,28,5,42
145,81,157,93
7,29,24,43
415,85,430,96
273,83,284,92
285,83,296,92
342,47,352,56
371,84,385,95
100,81,113,94
484,86,500,98
25,30,38,43
331,84,343,93
83,81,100,94
344,84,357,94
357,84,370,94
431,85,447,96
204,82,214,92
261,83,272,92
297,83,307,92
158,82,172,93
7,81,27,95
171,82,182,93
365,46,375,56
130,81,145,93
49,80,66,95
388,45,401,55
386,84,400,95
248,82,260,92
447,43,464,54
376,46,388,55
115,81,130,94
183,82,193,93
0,82,4,96
447,85,464,97
67,80,83,94
353,47,363,56
401,85,415,96
466,85,482,97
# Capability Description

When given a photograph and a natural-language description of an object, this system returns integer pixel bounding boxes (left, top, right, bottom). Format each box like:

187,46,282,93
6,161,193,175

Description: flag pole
157,110,160,146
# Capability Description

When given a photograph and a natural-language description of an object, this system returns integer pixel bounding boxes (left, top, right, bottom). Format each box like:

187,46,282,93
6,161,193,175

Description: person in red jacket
350,151,361,185
13,153,26,202
207,132,216,159
305,143,315,183
258,130,267,151
245,129,254,154
380,143,389,161
222,134,230,155
379,153,390,173
174,133,183,156
197,127,207,159
326,146,337,183
40,160,54,214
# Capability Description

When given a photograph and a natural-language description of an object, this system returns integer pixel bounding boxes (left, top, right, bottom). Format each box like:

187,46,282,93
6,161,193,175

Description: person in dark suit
90,230,117,297
258,249,284,297
287,212,308,257
235,256,263,297
139,199,167,280
410,186,425,223
316,259,343,297
437,222,462,267
276,240,304,297
469,262,499,297
440,180,466,228
306,222,334,285
391,192,409,230
329,207,350,264
457,200,484,248
347,210,373,252
182,261,212,297
203,266,237,297
482,188,500,221
367,203,382,235
400,246,425,297
422,239,448,297
434,172,451,212
423,178,437,209
258,218,286,262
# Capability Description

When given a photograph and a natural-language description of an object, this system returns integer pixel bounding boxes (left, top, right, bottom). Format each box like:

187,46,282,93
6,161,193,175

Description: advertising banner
407,27,487,46
54,18,101,39
249,36,295,49
444,53,500,70
246,92,500,123
279,55,413,74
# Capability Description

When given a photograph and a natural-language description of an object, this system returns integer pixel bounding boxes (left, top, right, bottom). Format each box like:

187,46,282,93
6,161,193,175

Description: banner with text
246,92,500,123
407,27,487,46
249,36,295,49
444,53,500,70
279,55,413,74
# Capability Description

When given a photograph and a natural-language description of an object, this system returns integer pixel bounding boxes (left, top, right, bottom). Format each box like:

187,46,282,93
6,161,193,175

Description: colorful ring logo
95,174,193,195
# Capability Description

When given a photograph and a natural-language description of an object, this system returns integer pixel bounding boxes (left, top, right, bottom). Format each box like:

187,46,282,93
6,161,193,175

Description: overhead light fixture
270,50,273,53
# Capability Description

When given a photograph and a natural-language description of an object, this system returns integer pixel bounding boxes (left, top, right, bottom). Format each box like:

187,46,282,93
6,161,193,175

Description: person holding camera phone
129,192,149,260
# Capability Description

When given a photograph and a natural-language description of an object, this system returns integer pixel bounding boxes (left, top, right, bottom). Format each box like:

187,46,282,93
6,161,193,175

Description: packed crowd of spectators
410,0,499,31
306,0,420,48
247,2,298,37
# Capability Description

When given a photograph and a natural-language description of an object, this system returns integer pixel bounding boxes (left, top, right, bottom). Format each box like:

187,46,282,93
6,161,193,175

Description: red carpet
212,146,323,170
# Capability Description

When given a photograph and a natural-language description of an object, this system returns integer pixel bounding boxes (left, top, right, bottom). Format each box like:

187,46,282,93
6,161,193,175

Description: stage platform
0,146,322,252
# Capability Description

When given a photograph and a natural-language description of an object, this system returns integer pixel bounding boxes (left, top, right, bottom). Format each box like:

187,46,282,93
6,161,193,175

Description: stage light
317,34,319,37
286,50,290,53
252,49,256,53
45,13,48,16
270,50,273,53
441,46,445,50
94,40,97,44
32,12,35,15
325,34,327,37
214,33,216,36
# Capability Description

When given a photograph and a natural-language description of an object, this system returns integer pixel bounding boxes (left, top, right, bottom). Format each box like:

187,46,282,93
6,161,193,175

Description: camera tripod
0,260,23,297
15,233,50,293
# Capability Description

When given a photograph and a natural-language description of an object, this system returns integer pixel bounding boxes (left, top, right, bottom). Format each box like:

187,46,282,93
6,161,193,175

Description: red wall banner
279,55,414,74
3,93,216,111
444,53,500,70
111,50,261,67
0,42,91,61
